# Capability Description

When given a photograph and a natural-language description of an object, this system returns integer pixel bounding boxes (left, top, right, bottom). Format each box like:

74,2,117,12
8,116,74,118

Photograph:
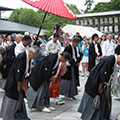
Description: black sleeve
64,45,76,65
77,53,83,63
89,44,97,60
14,54,25,82
98,43,102,56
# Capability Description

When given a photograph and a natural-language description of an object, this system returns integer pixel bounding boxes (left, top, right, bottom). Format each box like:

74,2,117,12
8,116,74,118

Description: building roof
62,24,103,38
0,20,48,34
0,6,14,11
76,10,120,18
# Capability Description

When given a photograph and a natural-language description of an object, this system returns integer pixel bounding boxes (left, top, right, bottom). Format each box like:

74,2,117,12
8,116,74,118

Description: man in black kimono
0,45,40,120
78,55,120,120
27,52,71,113
88,33,102,72
60,36,82,99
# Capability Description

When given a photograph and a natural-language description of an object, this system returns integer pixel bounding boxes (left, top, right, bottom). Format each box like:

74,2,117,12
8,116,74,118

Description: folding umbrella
22,0,77,40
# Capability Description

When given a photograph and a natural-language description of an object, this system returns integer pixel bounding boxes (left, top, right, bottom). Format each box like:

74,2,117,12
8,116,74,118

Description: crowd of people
0,22,120,120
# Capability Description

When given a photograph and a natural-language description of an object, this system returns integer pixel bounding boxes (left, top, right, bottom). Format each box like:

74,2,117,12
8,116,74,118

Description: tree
90,0,120,13
90,2,112,13
19,9,41,27
9,8,41,27
111,0,120,10
8,8,24,23
84,0,94,13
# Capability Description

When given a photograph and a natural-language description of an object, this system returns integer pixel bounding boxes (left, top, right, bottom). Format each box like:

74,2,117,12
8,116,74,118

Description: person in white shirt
46,33,62,55
15,35,31,57
102,34,115,57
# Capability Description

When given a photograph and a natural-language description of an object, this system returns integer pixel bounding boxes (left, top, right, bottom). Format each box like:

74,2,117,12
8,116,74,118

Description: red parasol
22,0,77,20
22,0,77,41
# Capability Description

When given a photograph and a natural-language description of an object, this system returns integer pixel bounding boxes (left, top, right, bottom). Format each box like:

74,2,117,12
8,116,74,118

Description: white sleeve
102,42,106,56
15,45,19,57
76,47,80,57
58,42,62,53
15,44,25,57
45,42,50,56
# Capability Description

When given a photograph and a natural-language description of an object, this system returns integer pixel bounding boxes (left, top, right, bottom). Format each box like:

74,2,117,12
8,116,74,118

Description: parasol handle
35,12,47,44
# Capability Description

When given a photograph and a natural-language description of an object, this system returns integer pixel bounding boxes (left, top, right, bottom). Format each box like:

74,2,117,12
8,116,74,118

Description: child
50,62,67,105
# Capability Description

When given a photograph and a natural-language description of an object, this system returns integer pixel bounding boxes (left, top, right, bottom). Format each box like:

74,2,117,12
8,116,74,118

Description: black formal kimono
62,44,82,83
78,55,116,120
27,53,59,110
60,43,82,98
1,51,30,120
29,53,59,91
88,42,102,72
4,51,27,100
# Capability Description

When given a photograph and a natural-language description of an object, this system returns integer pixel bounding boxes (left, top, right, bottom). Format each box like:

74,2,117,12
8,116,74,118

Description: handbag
14,89,30,120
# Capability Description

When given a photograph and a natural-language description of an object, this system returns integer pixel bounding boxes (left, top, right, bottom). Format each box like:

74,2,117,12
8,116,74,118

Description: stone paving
0,74,119,120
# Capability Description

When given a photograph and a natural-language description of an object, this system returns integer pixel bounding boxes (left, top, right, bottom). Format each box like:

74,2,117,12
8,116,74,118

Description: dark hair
5,34,11,38
54,23,61,31
92,33,98,40
53,32,59,38
76,32,80,35
58,22,62,26
72,37,81,43
74,32,83,41
22,35,31,41
61,52,71,60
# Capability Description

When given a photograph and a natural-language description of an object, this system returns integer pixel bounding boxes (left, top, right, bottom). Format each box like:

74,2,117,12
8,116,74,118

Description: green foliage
90,0,120,13
8,8,24,23
9,8,41,27
19,9,41,27
90,2,112,13
45,29,54,39
111,0,120,10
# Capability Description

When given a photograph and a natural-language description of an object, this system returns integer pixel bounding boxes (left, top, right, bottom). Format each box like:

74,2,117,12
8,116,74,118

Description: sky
0,0,111,18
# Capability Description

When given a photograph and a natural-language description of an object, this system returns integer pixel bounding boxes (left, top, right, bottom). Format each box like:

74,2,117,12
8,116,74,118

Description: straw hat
39,33,43,37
